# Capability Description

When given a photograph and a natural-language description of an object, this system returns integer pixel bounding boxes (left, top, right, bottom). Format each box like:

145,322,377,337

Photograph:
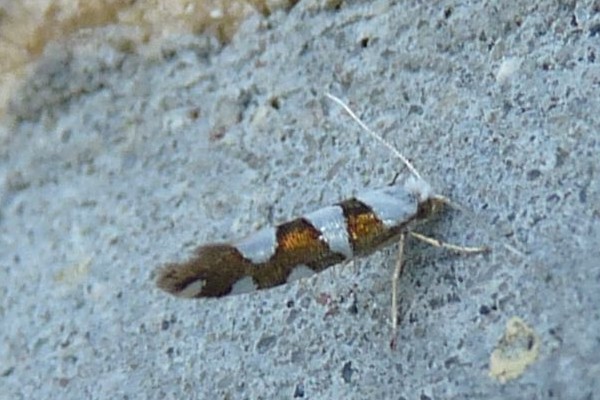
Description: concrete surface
1,0,599,399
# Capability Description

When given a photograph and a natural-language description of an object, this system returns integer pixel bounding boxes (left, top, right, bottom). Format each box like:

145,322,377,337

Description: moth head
416,195,447,220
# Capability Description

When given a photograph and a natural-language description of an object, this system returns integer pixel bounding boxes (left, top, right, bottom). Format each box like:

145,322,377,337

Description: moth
156,94,488,342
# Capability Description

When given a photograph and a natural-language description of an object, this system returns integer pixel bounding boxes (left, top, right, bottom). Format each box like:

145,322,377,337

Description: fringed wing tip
155,263,188,297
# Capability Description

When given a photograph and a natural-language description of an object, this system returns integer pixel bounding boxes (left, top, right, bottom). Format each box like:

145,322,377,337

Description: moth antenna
325,93,423,182
326,94,525,258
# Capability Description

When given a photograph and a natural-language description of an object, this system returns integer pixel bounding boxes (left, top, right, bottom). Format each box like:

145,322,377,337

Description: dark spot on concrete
269,96,280,110
570,14,578,27
346,290,359,315
589,23,600,37
293,382,305,397
526,169,542,181
579,187,587,203
188,108,201,119
444,6,453,18
444,355,459,368
555,147,568,167
256,335,277,353
409,104,423,115
341,361,354,383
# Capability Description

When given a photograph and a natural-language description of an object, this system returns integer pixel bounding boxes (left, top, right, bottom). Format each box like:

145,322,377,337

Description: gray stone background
1,0,599,398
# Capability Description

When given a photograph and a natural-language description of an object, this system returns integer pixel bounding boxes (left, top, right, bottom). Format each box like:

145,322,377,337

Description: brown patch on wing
156,244,252,298
157,216,351,298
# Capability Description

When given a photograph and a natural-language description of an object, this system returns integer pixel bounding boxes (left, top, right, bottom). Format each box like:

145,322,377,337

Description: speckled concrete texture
1,1,599,399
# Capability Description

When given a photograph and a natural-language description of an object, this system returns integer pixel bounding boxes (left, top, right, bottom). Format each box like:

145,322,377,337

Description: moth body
157,176,443,298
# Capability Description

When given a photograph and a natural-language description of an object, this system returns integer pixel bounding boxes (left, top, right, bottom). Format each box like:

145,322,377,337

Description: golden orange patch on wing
340,198,408,255
277,218,323,255
245,218,342,289
348,210,385,242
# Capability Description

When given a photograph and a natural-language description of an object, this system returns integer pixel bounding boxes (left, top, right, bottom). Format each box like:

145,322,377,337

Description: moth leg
390,233,406,350
409,232,489,254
